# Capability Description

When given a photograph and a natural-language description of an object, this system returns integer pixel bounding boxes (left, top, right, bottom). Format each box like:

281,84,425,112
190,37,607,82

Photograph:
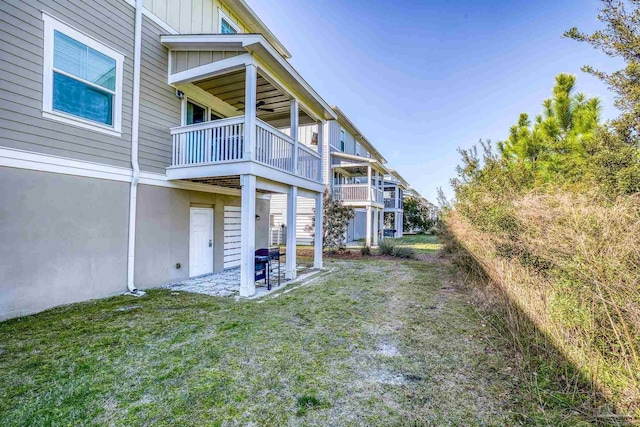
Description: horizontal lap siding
223,206,241,269
269,195,316,245
139,16,182,173
0,0,135,168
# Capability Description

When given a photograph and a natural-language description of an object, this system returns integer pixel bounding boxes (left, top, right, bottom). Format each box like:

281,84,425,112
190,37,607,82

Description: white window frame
181,96,226,126
218,9,241,34
41,12,124,137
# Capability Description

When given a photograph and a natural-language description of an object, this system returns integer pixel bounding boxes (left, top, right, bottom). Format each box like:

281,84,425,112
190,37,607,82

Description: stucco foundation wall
134,184,270,289
0,167,129,321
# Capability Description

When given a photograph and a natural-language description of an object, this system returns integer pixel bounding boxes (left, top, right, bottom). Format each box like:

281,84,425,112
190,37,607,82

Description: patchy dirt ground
0,236,580,426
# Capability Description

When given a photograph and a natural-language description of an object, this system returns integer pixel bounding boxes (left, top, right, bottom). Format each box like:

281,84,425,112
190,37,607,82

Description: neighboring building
0,0,333,320
402,188,436,233
383,170,409,238
271,106,391,247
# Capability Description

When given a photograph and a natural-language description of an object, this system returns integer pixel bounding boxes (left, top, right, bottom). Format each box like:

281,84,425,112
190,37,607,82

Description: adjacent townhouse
271,106,411,248
383,170,408,239
1,0,334,320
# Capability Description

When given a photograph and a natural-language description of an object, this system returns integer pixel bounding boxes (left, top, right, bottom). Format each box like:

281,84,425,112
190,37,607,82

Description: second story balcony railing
170,117,322,183
333,184,383,205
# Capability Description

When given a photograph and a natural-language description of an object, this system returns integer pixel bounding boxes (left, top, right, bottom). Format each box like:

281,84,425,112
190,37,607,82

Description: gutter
126,0,145,297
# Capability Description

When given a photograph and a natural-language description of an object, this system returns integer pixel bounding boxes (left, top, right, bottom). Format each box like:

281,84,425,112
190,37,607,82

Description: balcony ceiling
194,70,315,127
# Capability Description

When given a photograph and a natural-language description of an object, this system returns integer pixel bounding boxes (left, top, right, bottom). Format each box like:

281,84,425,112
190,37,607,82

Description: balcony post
244,64,257,161
286,185,298,279
367,165,372,202
373,207,379,246
365,205,372,248
290,99,299,174
240,174,256,297
314,191,323,269
317,120,325,183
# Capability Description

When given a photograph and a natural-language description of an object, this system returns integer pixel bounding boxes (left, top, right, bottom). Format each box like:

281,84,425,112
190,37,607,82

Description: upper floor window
219,10,240,34
42,13,123,136
340,130,345,152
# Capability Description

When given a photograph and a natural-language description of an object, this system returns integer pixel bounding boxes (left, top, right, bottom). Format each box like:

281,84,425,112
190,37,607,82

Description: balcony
333,184,383,206
168,117,322,186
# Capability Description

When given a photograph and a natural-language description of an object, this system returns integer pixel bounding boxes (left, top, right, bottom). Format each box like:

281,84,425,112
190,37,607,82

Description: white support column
244,64,257,161
290,99,299,174
367,165,372,202
365,205,372,248
373,208,379,246
240,174,256,297
314,191,323,269
321,121,330,186
286,185,298,279
317,120,325,183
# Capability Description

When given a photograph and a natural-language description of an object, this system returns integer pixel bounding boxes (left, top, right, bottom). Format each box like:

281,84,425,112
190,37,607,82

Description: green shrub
378,239,395,256
391,245,416,259
360,245,371,256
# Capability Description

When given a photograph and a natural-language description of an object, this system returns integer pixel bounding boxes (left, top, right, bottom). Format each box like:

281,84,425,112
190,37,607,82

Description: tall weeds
444,193,640,421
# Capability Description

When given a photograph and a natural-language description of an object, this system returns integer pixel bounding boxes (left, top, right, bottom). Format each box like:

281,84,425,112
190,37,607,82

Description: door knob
209,240,213,247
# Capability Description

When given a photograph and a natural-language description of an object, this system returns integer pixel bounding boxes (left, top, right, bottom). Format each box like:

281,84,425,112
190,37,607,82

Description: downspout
126,0,144,296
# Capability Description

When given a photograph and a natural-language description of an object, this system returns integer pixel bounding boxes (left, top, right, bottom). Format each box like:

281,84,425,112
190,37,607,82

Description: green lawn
394,233,443,255
0,235,588,426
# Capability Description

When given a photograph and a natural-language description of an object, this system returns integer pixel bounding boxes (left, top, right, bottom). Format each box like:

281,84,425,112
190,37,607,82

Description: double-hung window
340,130,346,152
42,13,124,136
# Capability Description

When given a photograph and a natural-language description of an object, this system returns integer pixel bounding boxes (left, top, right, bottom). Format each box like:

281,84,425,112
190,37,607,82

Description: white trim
41,12,124,135
41,111,123,137
160,34,336,120
0,146,132,182
218,8,242,34
0,146,276,198
168,53,252,85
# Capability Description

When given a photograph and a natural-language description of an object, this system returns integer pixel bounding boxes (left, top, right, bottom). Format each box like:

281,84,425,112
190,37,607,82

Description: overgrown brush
444,193,640,421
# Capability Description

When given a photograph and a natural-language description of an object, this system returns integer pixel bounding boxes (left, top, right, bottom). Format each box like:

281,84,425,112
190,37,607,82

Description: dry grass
445,192,640,423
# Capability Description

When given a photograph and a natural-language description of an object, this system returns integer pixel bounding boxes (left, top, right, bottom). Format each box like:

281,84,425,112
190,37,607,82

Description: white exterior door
189,208,214,277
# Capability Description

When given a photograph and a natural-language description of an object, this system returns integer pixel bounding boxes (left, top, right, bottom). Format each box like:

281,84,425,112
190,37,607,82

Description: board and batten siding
143,0,249,34
0,0,135,168
171,51,241,74
138,15,182,173
223,206,241,269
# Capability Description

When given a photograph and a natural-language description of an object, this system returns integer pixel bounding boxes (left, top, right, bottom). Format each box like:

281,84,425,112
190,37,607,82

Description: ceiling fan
238,100,275,113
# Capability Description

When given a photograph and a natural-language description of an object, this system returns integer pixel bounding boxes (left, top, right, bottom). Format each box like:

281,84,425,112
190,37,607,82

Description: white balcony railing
333,184,383,204
297,143,322,182
170,117,321,183
171,117,245,167
255,119,295,173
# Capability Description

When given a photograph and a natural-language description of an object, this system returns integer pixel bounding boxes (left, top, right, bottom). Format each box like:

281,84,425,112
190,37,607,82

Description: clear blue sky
247,0,623,203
